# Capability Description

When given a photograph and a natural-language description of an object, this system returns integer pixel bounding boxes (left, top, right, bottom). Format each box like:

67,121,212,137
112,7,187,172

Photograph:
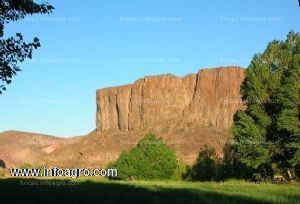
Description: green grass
0,177,299,204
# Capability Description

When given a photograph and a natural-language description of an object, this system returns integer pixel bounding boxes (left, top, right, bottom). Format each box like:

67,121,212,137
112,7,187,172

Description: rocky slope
0,127,230,168
0,131,82,168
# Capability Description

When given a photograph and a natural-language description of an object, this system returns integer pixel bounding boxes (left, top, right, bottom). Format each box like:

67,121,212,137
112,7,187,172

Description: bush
109,133,178,180
171,159,187,181
216,143,254,181
182,165,192,181
188,145,221,181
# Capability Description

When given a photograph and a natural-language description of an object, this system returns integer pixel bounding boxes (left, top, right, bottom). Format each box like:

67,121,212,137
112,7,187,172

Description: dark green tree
189,145,220,181
0,0,54,94
110,133,178,180
274,54,300,179
216,142,253,180
231,31,300,180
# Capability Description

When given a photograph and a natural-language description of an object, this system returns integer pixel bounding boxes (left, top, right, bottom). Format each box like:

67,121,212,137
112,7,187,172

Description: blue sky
0,0,299,137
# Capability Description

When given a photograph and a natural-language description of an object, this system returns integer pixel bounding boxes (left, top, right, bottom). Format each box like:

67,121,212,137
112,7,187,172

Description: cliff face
96,66,245,131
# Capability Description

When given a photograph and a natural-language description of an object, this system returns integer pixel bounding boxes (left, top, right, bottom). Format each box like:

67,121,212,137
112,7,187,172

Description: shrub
171,159,187,181
182,165,192,181
215,143,254,181
189,145,221,181
110,133,178,180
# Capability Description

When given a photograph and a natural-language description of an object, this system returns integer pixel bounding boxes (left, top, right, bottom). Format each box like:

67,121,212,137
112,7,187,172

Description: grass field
0,178,299,204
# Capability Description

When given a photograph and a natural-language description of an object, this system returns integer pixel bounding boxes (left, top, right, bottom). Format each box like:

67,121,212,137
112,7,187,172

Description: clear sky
0,0,299,137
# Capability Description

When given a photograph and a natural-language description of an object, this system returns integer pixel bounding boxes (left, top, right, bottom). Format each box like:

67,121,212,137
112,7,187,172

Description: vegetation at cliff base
231,30,300,181
185,145,220,181
108,133,180,180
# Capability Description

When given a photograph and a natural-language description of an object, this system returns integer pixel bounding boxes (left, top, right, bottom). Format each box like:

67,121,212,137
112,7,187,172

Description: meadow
0,177,299,204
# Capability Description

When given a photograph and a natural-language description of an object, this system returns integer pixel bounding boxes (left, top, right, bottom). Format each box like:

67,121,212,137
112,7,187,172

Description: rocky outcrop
0,67,246,168
96,66,245,131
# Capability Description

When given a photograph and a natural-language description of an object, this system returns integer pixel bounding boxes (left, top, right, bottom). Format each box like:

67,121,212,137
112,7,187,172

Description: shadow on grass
0,178,297,204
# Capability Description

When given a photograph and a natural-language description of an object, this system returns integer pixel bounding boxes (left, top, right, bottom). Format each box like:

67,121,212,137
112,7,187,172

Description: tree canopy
188,145,220,181
231,31,300,180
109,133,178,180
0,0,54,94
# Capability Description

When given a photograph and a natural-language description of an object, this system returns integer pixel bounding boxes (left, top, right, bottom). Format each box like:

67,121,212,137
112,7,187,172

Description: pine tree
231,31,300,180
274,53,300,179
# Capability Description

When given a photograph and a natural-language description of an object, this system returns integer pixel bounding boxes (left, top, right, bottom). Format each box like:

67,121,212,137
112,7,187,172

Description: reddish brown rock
96,66,245,131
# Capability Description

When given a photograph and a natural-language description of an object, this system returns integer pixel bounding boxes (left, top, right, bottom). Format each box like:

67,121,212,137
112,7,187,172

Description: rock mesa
96,66,245,131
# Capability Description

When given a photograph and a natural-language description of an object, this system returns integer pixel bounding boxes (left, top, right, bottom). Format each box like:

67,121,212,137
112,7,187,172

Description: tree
109,133,178,180
231,31,300,180
274,55,300,179
216,142,253,180
0,0,54,94
189,145,220,181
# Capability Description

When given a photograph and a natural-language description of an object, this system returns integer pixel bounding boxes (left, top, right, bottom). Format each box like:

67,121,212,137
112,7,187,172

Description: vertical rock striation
96,66,245,131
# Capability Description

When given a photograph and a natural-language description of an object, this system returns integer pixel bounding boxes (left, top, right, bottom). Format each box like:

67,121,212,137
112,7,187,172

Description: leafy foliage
216,143,252,180
0,0,54,94
187,145,220,181
171,159,187,181
110,133,178,180
231,31,300,180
